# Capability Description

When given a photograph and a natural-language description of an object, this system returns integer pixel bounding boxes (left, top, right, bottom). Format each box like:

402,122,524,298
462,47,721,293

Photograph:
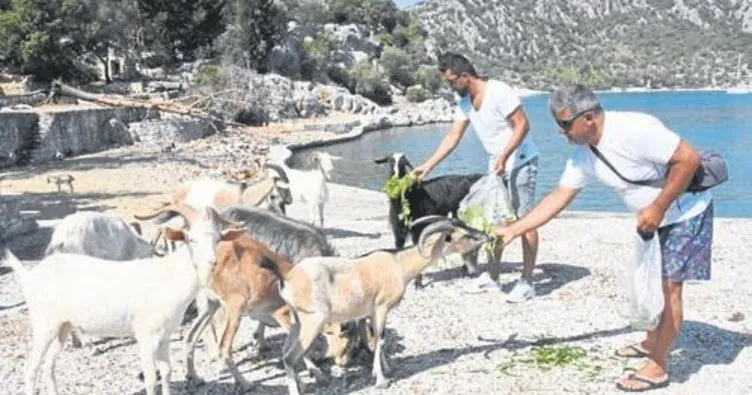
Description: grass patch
497,345,604,380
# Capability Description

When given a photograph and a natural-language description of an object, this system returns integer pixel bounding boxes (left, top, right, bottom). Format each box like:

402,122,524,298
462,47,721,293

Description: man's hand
637,202,667,235
412,163,433,181
492,225,518,248
492,155,507,176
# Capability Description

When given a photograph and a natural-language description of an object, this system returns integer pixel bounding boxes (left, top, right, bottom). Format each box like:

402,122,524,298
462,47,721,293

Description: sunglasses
555,108,595,129
445,73,465,87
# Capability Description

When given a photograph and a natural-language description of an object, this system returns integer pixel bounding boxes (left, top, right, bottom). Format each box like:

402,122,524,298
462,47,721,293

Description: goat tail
1,246,27,284
259,256,286,287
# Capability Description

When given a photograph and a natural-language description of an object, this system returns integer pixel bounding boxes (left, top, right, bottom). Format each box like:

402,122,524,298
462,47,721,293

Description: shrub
350,60,392,105
406,85,430,102
195,64,225,86
417,65,442,93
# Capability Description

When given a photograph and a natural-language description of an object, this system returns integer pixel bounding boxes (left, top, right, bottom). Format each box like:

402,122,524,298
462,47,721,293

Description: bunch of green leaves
497,345,603,379
458,203,515,254
383,173,417,226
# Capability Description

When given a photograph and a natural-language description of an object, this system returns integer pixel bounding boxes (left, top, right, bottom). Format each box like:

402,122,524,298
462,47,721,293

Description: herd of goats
2,145,495,395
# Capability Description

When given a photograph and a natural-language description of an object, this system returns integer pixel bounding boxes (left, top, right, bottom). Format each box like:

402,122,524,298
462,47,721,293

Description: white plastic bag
623,232,665,330
458,175,517,231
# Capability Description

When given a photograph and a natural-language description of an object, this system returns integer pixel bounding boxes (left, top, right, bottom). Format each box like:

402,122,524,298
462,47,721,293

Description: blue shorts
658,202,714,282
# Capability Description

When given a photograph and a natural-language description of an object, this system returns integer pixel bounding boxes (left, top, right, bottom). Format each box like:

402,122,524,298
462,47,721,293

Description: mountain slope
410,0,752,89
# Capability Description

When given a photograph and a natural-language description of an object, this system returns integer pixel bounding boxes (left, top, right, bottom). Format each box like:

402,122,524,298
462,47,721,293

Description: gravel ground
0,124,750,395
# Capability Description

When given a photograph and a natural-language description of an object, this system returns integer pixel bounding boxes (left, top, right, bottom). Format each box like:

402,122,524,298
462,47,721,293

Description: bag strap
588,145,662,187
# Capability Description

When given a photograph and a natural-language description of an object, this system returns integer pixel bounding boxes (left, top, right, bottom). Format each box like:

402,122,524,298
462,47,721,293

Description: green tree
0,0,99,82
136,0,226,64
379,46,415,88
215,0,285,70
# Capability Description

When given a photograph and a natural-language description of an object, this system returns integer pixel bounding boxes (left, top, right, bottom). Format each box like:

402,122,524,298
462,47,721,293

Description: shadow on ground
424,261,592,297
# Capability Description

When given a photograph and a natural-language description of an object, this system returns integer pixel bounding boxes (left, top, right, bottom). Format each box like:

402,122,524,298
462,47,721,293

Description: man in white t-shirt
495,85,715,392
412,52,540,302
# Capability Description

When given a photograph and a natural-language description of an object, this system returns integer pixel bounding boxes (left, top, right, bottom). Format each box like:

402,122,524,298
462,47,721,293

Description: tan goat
260,216,492,394
183,233,358,390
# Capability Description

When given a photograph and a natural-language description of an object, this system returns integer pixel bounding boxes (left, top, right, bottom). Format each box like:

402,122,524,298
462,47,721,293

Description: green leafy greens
458,202,515,254
383,173,417,226
497,345,603,379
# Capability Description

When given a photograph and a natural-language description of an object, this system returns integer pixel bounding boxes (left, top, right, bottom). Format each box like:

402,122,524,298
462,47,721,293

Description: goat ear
429,233,448,261
163,227,185,241
373,156,389,164
220,228,245,241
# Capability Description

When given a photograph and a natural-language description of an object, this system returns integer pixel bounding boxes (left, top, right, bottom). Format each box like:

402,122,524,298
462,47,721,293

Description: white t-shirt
559,111,712,226
454,79,539,171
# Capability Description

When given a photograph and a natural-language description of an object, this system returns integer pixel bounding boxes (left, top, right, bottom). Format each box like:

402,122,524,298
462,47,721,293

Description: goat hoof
374,379,392,389
309,367,327,383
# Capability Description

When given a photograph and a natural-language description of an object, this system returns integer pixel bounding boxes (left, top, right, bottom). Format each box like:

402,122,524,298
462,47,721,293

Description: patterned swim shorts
658,202,714,282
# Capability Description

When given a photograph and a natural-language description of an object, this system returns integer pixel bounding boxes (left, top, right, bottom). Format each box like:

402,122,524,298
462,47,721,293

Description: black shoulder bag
588,145,728,193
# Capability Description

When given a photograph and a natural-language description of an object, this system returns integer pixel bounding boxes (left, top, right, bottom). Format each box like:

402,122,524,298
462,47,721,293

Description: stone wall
0,92,47,108
128,117,216,145
0,107,159,167
34,107,158,160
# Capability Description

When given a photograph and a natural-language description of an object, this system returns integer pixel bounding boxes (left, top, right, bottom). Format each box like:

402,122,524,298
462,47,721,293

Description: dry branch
48,79,244,127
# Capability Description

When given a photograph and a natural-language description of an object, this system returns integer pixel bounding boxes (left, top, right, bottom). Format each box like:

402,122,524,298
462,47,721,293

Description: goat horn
409,215,450,230
170,203,199,227
240,178,275,206
264,163,289,183
417,221,455,257
133,203,175,221
449,218,492,240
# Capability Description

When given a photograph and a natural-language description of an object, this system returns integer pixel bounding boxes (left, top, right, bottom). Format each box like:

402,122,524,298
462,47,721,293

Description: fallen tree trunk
48,79,243,127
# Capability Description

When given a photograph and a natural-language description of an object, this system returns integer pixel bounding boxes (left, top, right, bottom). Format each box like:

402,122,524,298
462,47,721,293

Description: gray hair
549,84,602,119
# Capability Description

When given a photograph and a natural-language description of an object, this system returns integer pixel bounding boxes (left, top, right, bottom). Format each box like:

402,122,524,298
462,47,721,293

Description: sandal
616,373,669,392
615,344,649,358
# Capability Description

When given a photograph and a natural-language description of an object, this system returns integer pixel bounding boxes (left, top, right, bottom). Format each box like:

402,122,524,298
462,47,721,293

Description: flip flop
615,344,649,358
616,373,670,392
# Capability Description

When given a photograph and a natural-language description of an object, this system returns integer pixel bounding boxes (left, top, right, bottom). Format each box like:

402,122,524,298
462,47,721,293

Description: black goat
374,152,484,288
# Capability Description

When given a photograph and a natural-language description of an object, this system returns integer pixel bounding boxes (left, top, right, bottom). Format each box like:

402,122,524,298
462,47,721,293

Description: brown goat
183,233,356,389
260,216,491,394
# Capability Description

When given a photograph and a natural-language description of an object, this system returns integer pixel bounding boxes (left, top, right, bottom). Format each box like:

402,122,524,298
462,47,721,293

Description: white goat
259,216,491,394
44,211,159,349
45,211,156,261
267,145,341,228
3,205,245,395
137,163,292,250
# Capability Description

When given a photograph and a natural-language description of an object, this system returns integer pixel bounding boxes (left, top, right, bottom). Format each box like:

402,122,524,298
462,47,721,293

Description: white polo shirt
454,79,539,171
558,111,712,226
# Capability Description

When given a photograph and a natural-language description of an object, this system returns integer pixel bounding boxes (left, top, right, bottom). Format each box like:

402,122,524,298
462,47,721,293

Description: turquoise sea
293,90,751,218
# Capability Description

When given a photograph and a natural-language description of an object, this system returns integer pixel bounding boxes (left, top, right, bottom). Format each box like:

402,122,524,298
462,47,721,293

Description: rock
728,312,745,322
267,21,318,77
107,118,138,146
295,91,327,118
0,193,38,242
324,24,379,57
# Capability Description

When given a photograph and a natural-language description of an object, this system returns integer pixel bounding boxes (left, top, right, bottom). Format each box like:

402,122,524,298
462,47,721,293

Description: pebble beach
0,120,750,395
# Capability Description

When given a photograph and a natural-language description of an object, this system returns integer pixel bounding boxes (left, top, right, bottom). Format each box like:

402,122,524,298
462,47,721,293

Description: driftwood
48,79,243,127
